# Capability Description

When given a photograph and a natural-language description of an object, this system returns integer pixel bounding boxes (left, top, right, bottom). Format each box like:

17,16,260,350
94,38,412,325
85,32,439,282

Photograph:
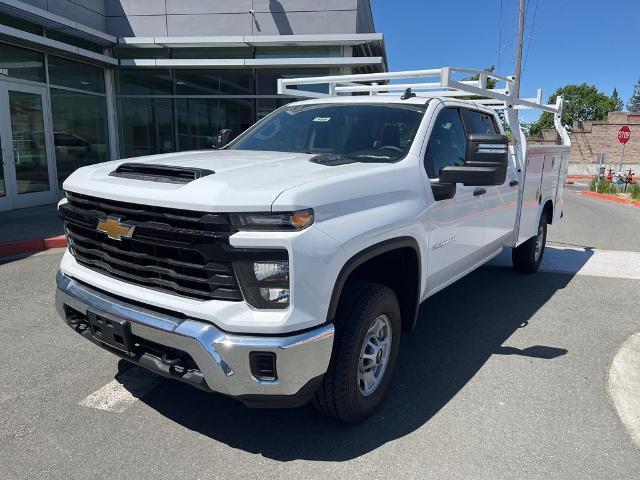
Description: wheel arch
327,237,422,333
541,198,554,224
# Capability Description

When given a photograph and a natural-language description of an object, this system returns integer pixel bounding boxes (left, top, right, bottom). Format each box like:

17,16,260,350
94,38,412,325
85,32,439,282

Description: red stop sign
618,125,631,145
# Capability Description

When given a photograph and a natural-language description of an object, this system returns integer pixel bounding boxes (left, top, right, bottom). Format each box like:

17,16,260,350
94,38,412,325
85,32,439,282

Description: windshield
228,103,426,162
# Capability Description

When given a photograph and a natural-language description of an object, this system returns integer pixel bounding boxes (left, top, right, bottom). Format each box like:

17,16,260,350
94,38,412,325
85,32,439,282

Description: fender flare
326,236,422,331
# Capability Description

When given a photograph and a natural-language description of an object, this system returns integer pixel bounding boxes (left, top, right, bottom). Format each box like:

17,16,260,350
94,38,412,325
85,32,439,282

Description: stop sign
618,125,631,145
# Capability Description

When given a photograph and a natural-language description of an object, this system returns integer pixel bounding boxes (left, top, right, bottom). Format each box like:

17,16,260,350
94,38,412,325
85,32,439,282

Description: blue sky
370,0,640,122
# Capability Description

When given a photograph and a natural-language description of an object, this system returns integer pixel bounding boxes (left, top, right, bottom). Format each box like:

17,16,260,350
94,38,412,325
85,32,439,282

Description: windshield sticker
313,117,331,122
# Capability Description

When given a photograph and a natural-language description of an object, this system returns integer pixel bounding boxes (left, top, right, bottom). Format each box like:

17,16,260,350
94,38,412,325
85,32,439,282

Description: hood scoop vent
309,153,356,166
109,163,215,184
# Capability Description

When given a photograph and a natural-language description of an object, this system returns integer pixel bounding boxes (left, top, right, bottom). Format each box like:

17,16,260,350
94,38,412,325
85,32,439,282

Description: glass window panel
171,47,252,59
425,108,467,178
175,98,220,151
118,98,174,158
256,69,335,95
0,42,45,83
46,30,103,53
48,56,105,93
0,135,6,198
175,98,254,151
174,70,254,95
9,91,50,194
255,46,341,58
112,47,170,60
50,89,109,186
0,13,43,35
116,69,173,95
219,98,254,137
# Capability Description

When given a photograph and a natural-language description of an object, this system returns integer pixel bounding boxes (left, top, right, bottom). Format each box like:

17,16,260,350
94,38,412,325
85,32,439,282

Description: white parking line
489,246,640,280
79,367,161,413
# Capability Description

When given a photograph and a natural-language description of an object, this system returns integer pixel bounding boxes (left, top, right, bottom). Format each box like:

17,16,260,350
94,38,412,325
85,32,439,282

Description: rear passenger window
462,109,498,134
424,108,467,178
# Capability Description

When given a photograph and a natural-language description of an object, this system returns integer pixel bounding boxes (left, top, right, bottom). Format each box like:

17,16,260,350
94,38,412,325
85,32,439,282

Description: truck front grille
60,191,243,301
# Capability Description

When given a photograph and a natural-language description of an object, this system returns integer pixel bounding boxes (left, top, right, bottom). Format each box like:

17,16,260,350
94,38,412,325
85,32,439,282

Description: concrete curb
581,190,640,207
0,236,67,258
609,332,640,449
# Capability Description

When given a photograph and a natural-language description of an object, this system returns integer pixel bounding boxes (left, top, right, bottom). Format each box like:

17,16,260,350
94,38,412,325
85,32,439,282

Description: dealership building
0,0,386,211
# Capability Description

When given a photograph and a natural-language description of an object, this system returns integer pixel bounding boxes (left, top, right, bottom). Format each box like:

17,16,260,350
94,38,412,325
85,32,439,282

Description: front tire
512,213,547,273
313,281,401,424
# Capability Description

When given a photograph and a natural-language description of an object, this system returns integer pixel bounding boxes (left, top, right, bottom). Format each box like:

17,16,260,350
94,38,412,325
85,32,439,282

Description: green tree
527,83,620,137
628,79,640,112
611,88,624,111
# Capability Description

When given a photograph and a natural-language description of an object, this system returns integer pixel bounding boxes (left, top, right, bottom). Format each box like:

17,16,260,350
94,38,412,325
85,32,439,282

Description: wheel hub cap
358,314,392,396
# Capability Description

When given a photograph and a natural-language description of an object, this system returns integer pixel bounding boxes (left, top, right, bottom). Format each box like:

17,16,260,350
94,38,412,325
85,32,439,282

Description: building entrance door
0,81,57,212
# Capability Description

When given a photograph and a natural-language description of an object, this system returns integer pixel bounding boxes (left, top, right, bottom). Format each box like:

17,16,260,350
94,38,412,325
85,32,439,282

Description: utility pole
513,0,526,98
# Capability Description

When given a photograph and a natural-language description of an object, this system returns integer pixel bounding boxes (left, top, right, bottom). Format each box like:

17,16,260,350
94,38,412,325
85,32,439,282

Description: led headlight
230,209,313,231
235,260,290,309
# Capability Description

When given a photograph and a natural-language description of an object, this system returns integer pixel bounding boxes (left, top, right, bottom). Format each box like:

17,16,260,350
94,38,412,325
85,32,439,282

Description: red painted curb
566,175,594,180
0,235,67,257
581,190,640,207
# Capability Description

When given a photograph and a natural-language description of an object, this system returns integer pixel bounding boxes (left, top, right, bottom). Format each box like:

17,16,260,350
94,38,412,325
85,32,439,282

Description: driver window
424,108,467,178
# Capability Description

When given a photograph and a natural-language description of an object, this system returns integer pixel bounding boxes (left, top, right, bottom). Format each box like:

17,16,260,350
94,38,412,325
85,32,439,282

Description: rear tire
313,281,401,424
512,213,547,273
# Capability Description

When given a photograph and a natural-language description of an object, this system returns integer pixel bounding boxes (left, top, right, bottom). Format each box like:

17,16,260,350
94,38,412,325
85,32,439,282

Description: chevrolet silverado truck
56,67,570,424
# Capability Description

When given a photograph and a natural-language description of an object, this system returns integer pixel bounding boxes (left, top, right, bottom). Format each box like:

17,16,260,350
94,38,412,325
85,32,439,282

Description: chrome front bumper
55,271,334,400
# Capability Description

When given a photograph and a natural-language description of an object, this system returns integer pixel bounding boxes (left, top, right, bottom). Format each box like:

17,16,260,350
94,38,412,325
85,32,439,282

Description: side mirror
214,129,233,149
439,134,508,186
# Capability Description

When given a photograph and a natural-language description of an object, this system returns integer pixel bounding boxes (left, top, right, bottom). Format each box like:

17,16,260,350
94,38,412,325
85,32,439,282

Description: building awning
118,33,384,49
119,57,383,69
0,23,117,66
0,0,116,45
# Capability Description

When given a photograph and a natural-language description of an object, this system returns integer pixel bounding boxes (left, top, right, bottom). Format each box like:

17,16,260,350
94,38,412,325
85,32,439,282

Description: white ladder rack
277,66,563,115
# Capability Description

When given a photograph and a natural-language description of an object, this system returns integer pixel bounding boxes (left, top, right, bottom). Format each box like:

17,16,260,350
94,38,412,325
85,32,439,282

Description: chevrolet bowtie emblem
96,217,135,241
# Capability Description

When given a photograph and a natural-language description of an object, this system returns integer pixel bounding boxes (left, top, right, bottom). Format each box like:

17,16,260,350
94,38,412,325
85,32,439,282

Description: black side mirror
214,129,233,149
439,133,509,186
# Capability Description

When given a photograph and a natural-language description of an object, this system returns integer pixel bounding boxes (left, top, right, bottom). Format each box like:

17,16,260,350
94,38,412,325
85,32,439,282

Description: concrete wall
103,0,372,37
568,112,640,175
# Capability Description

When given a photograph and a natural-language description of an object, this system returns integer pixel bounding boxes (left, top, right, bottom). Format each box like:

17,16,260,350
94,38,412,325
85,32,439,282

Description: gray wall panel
252,0,357,12
72,0,106,15
105,0,167,17
18,0,48,9
167,13,251,36
106,15,168,37
252,11,358,35
47,0,106,30
165,0,252,15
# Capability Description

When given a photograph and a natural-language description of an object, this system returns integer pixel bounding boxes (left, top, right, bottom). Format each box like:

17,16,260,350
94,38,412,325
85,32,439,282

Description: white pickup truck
56,67,570,423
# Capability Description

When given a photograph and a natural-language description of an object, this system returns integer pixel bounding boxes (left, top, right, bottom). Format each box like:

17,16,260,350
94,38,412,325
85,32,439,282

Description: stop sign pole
618,125,631,171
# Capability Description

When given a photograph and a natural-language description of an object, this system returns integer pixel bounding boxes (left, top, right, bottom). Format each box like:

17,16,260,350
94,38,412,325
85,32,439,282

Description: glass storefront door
0,82,56,211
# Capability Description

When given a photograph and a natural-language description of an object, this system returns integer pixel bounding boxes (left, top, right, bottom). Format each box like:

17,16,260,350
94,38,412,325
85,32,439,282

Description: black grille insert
61,191,242,301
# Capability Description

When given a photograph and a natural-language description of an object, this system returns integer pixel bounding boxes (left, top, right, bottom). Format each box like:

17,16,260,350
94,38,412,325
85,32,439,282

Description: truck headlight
230,209,313,231
235,260,290,309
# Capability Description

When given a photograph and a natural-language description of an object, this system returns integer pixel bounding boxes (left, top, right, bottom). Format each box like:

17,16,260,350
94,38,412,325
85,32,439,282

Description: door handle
13,148,20,165
473,188,487,197
509,180,519,187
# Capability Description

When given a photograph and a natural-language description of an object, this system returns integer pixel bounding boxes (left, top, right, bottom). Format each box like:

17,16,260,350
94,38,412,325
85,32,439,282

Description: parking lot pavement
1,191,640,480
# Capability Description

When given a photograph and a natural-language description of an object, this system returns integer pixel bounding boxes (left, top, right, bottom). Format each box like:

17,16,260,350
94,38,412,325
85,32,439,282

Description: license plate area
87,310,134,354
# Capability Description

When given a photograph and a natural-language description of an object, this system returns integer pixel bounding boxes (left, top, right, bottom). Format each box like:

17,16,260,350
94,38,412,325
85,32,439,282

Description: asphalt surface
1,188,640,479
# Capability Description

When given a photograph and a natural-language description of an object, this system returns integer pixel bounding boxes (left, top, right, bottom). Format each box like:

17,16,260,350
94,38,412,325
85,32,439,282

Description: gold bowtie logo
96,217,135,241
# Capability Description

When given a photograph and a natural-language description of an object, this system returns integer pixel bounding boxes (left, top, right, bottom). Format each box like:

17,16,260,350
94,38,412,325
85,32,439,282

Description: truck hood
63,150,378,211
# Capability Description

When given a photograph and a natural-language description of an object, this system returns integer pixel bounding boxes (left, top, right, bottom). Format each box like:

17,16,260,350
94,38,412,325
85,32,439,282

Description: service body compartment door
517,150,545,243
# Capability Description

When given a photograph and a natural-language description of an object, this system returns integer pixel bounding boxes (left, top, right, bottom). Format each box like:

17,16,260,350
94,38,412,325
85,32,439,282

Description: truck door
422,107,485,294
461,108,518,248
